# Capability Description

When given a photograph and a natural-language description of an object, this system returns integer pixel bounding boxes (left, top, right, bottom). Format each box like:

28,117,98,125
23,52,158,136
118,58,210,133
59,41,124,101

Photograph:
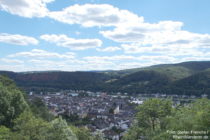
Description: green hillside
0,71,112,92
1,61,210,95
104,61,210,95
108,61,210,81
169,70,210,95
139,65,193,81
106,70,170,94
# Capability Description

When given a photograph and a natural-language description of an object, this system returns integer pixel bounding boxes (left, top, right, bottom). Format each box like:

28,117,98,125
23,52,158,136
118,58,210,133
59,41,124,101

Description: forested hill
1,61,210,95
0,71,112,91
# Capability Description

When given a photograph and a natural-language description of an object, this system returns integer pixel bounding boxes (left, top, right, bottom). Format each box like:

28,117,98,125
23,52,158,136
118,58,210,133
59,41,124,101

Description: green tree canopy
136,98,172,131
167,98,210,131
29,97,54,121
0,75,29,127
13,111,52,140
123,98,210,140
0,126,11,140
50,117,78,140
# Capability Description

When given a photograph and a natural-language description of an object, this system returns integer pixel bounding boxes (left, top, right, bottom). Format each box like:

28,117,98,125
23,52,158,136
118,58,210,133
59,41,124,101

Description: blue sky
0,0,210,72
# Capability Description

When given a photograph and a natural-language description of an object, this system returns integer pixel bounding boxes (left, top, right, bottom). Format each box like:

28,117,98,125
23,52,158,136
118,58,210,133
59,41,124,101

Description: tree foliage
13,111,52,140
50,117,78,140
0,75,29,127
29,97,54,121
123,98,210,140
0,126,11,140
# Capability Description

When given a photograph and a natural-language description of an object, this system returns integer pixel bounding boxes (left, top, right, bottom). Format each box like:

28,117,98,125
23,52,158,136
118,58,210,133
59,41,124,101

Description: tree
123,98,210,140
167,98,210,132
136,98,172,131
109,108,114,114
123,98,172,140
0,75,29,127
50,117,78,140
71,126,95,140
13,111,52,140
0,126,11,140
122,126,143,140
29,97,54,121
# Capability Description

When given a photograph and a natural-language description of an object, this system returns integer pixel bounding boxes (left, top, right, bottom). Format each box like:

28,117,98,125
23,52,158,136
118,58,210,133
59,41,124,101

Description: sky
0,0,210,72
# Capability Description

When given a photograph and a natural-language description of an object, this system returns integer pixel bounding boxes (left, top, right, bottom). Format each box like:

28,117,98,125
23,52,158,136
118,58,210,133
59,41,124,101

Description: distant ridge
1,61,210,95
19,70,64,74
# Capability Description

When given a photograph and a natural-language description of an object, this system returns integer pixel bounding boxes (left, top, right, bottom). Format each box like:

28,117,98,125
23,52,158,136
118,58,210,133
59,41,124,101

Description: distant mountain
105,61,210,95
108,61,210,80
105,70,171,94
1,61,210,95
170,69,210,95
0,71,112,92
174,61,210,71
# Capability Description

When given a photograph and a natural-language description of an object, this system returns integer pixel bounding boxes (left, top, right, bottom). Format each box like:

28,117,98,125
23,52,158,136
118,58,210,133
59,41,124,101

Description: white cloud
75,31,81,35
2,51,210,72
40,34,102,50
138,55,177,63
0,33,39,46
8,49,75,59
1,2,210,71
84,55,178,67
0,0,54,18
110,26,210,58
96,46,121,52
47,4,210,60
84,55,136,61
116,62,153,70
0,58,23,64
120,33,210,57
81,54,181,70
100,21,184,43
42,0,54,3
83,55,177,66
49,4,143,27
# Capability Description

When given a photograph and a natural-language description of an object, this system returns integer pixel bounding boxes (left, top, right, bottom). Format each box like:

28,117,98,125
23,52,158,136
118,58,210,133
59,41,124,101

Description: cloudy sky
0,0,210,72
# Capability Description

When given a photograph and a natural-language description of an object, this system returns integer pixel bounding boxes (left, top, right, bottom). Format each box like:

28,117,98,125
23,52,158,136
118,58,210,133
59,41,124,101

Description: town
29,91,138,140
28,90,205,140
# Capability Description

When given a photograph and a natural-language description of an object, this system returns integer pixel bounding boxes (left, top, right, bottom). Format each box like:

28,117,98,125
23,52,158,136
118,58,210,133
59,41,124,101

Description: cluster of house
30,91,138,140
28,90,204,139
